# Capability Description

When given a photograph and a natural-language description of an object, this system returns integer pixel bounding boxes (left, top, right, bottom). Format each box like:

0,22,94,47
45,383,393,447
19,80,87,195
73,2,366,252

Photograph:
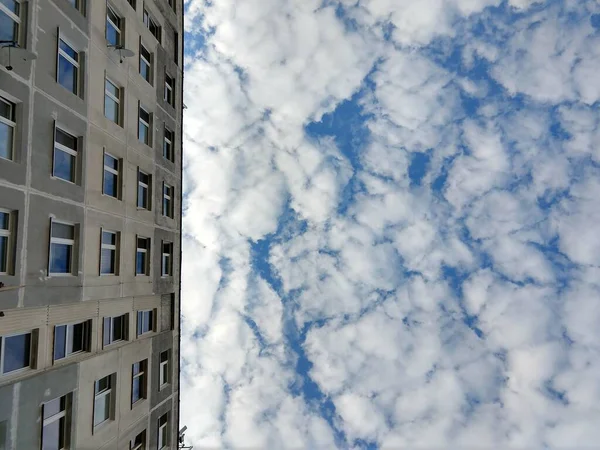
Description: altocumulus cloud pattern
180,0,600,447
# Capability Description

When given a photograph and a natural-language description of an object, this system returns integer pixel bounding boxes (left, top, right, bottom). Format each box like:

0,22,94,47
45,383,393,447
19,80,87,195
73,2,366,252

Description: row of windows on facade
0,0,179,67
0,212,174,276
0,328,171,449
0,95,177,182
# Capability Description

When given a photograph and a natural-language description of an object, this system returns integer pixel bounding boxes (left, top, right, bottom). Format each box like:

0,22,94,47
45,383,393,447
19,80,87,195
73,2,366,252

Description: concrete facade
0,0,183,448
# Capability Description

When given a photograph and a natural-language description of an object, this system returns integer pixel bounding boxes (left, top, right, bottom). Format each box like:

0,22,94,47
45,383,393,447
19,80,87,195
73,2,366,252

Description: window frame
162,182,173,218
105,3,122,47
0,96,16,161
104,77,121,125
48,220,75,276
136,310,153,337
130,430,145,450
102,151,120,198
52,124,78,184
0,330,32,375
138,104,151,146
102,314,128,347
135,236,150,276
163,126,173,162
100,228,118,276
56,35,80,95
157,413,168,450
53,320,90,361
161,241,172,277
131,359,147,406
0,0,22,46
142,9,161,42
164,73,174,106
137,168,150,209
159,350,169,388
93,375,113,428
41,394,70,450
139,40,152,84
0,208,13,275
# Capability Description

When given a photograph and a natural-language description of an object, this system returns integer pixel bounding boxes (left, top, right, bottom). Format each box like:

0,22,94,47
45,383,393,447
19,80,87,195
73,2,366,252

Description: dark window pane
104,96,119,123
113,316,123,341
51,222,74,240
49,243,72,273
132,377,141,403
138,122,148,144
71,322,84,353
105,79,119,97
55,129,77,150
104,154,118,170
103,171,118,197
136,251,145,274
59,40,78,61
0,120,14,160
106,22,119,46
3,333,31,373
53,149,75,182
58,56,78,94
102,231,116,246
101,248,115,274
0,211,8,229
0,10,18,43
139,108,149,123
103,317,111,346
43,397,63,420
54,325,66,360
137,185,147,208
41,419,60,450
0,235,7,273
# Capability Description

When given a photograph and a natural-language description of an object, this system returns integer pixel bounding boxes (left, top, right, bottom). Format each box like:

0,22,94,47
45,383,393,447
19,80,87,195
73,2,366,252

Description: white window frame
157,413,168,449
104,78,121,124
100,229,118,275
135,236,149,276
161,241,172,277
0,208,13,275
105,3,122,47
0,96,16,161
53,124,78,184
143,9,161,42
136,310,153,336
130,430,145,450
49,220,75,276
131,359,146,406
42,394,69,450
93,375,113,428
163,126,173,161
102,151,120,198
164,73,173,105
0,331,32,375
159,350,169,388
0,0,21,45
138,104,151,145
162,182,172,218
137,169,150,209
57,35,80,95
53,321,89,361
103,314,127,347
139,40,152,84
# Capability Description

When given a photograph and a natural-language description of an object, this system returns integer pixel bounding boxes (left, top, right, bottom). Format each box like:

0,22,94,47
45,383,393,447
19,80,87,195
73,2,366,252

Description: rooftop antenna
107,44,135,64
178,426,193,449
0,41,37,71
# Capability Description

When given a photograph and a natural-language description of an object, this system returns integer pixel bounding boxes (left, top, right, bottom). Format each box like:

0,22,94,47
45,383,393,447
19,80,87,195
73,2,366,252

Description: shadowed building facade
0,0,183,448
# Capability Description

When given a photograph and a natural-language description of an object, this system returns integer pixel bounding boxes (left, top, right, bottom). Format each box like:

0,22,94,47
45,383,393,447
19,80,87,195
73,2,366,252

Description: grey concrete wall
0,384,13,449
0,77,30,186
23,195,84,307
150,332,173,408
30,92,87,203
15,364,79,450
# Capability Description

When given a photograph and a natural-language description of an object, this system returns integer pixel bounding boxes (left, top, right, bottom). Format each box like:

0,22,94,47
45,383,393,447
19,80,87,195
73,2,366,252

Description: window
103,152,119,198
159,350,169,387
136,310,153,336
157,414,168,450
161,242,172,277
131,359,147,406
49,221,75,275
143,9,160,42
0,210,13,275
93,375,113,428
104,78,121,124
53,321,90,361
103,314,127,347
0,331,32,374
0,0,21,44
105,4,122,46
69,0,80,11
163,127,173,162
162,183,173,218
127,0,136,9
0,96,16,161
138,105,151,145
57,38,79,95
173,30,179,65
136,237,150,275
137,169,150,209
139,42,152,83
41,394,70,450
100,229,118,275
53,126,77,183
130,430,145,450
164,73,174,106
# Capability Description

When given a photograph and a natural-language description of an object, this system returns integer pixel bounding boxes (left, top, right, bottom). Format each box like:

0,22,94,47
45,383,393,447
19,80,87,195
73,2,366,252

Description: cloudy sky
179,0,600,447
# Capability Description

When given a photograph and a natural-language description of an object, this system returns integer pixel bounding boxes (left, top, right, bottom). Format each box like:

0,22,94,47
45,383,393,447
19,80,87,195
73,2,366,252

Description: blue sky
180,0,600,447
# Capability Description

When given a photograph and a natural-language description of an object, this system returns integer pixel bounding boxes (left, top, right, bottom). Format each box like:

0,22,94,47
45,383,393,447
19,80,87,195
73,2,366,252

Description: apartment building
0,0,183,448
